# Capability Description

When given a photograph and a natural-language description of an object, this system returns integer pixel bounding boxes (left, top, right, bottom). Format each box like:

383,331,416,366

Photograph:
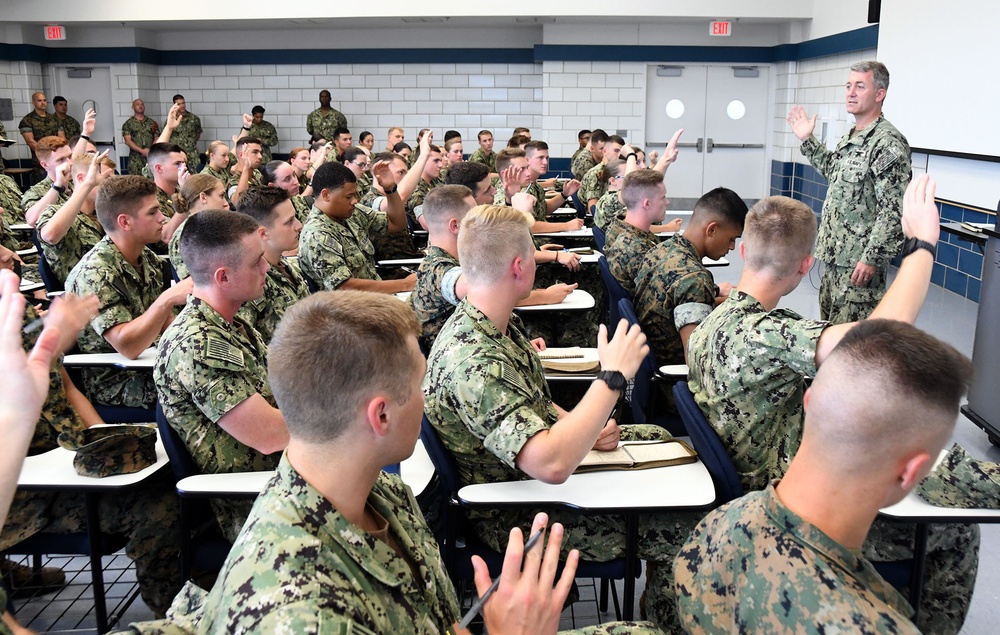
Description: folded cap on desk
57,425,157,478
917,443,1000,509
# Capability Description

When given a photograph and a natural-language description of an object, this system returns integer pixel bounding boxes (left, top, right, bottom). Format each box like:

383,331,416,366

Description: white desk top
659,364,688,377
880,449,1000,522
176,439,436,498
18,434,169,490
10,223,32,232
703,257,729,267
394,291,411,302
16,246,37,257
378,257,425,267
62,347,157,369
458,459,715,511
514,289,595,312
20,280,44,293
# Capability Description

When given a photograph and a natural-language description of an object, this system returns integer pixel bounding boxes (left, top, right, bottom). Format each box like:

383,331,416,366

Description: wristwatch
595,370,627,392
899,237,936,259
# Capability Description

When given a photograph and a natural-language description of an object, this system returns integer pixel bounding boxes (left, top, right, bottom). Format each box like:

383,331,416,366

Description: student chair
29,230,64,293
672,382,744,505
592,223,607,251
618,298,685,435
597,255,629,328
301,269,320,293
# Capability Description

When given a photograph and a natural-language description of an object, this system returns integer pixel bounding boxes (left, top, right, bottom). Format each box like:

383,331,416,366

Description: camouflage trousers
819,262,887,324
473,425,704,633
0,471,182,615
571,622,665,634
82,367,157,410
522,263,604,348
865,518,980,635
210,498,256,544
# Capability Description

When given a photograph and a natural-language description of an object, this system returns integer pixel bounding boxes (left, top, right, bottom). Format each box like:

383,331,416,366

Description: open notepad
576,440,698,473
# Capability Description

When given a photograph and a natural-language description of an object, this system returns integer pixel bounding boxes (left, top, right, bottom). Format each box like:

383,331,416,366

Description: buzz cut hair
458,204,534,285
180,209,260,286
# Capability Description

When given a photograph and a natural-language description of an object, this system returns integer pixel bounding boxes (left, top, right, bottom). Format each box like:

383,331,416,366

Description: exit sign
44,25,66,41
710,21,731,37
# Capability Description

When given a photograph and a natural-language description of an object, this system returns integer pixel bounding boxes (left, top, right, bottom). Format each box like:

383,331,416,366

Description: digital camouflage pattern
305,107,347,142
198,165,231,193
227,168,263,200
35,202,104,284
290,194,310,224
918,443,1000,509
369,185,419,261
155,297,279,541
686,291,980,634
0,173,25,225
122,116,160,175
247,120,279,163
405,177,434,226
468,147,496,172
675,483,918,635
236,256,310,343
819,262,887,324
118,456,666,635
65,236,166,408
299,204,387,290
410,245,461,352
634,235,716,368
579,163,608,205
801,115,910,322
0,305,182,616
593,190,626,232
170,112,203,174
18,111,61,176
168,217,189,279
22,176,71,219
604,221,659,297
56,114,81,141
571,150,597,181
423,300,703,630
356,170,372,201
526,179,549,222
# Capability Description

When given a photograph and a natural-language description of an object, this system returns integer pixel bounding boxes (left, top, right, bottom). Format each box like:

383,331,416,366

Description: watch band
900,237,936,259
595,370,627,392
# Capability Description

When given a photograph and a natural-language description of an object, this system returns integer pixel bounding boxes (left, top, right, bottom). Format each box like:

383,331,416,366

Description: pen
400,266,418,275
457,528,545,629
23,317,44,334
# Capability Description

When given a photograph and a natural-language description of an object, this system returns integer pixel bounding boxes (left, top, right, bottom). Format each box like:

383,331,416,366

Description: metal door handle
707,142,766,149
696,138,704,153
706,138,714,153
674,143,700,148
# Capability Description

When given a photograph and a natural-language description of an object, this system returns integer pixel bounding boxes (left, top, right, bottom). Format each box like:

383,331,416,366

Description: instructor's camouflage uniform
121,116,159,176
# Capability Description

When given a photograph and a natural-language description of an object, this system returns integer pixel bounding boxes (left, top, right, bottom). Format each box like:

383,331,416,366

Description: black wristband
384,186,398,194
80,134,92,142
51,184,66,194
242,126,251,131
625,152,638,162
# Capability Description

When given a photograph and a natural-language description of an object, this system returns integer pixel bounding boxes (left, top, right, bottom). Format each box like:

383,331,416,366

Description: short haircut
35,136,68,161
513,127,530,136
607,135,626,146
52,95,67,105
343,147,367,164
237,186,291,228
692,187,749,230
180,209,260,285
172,173,223,215
494,148,526,173
332,127,351,139
458,204,534,285
388,126,403,136
590,129,609,145
523,140,549,156
444,130,462,142
507,135,529,148
851,60,890,92
578,129,592,140
620,169,665,210
235,137,262,152
172,94,185,103
95,175,157,229
741,196,817,276
372,151,397,164
268,291,422,443
72,152,115,175
422,185,473,226
392,141,412,153
148,142,184,167
312,161,356,193
445,162,489,190
251,105,265,115
477,129,493,140
426,144,442,155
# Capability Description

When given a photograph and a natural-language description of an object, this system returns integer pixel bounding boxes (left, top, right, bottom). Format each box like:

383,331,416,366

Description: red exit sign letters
44,25,66,41
710,21,731,37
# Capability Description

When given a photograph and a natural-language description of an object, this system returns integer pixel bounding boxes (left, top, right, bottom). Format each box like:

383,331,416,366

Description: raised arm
156,103,182,143
397,130,433,201
25,162,72,227
39,150,110,245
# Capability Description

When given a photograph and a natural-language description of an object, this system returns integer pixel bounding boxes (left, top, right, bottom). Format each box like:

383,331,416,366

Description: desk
16,436,170,632
10,223,32,233
3,167,32,190
19,280,44,293
514,289,595,312
378,257,425,267
534,227,677,240
659,364,688,378
15,246,37,257
941,221,988,247
62,347,157,370
458,460,715,620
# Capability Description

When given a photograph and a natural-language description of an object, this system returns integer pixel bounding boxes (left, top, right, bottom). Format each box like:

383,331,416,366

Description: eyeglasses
353,162,370,169
610,175,624,181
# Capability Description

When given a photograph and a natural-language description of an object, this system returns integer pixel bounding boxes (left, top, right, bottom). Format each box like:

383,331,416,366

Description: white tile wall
0,60,48,164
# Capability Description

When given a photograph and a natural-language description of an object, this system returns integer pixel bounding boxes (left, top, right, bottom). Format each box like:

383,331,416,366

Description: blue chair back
301,268,320,293
156,402,202,481
420,414,461,496
598,255,629,327
593,223,607,251
672,382,744,505
30,230,64,293
618,297,658,425
571,193,587,218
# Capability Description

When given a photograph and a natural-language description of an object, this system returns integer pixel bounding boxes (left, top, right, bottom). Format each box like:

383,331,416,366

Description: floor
7,241,999,633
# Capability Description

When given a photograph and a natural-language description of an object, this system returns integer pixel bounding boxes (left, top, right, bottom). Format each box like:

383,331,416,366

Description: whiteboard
877,0,1000,159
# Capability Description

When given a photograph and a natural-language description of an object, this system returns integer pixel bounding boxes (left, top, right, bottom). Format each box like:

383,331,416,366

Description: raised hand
82,108,97,136
786,106,817,142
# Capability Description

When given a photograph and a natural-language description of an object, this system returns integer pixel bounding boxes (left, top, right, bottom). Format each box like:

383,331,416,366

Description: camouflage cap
917,443,1000,509
57,425,157,478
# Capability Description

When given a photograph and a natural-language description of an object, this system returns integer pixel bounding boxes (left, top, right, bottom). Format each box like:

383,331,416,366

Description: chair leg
85,493,109,633
599,578,609,613
610,580,622,621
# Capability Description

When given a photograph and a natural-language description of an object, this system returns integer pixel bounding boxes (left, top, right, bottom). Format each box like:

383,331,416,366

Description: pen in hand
457,527,545,629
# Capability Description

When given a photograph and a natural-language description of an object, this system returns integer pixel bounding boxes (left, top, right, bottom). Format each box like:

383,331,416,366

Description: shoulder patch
871,146,903,175
205,337,245,367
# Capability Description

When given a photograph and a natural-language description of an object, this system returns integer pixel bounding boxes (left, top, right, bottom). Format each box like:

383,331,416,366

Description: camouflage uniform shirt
579,162,608,204
299,204,387,290
571,151,597,181
168,216,190,279
526,180,549,222
247,120,279,163
687,290,828,492
56,114,81,141
594,190,626,232
65,236,167,408
604,221,659,296
411,246,462,352
22,176,71,218
675,482,917,634
305,107,347,142
236,257,310,343
170,112,203,173
35,202,104,285
468,148,496,172
121,116,159,175
198,165,231,192
634,235,717,367
18,110,61,173
0,173,26,225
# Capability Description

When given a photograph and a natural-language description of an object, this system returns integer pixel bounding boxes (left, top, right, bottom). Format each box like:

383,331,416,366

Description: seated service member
121,292,663,635
468,129,496,173
633,187,747,367
155,210,287,541
21,135,72,227
675,320,972,634
423,204,697,629
65,176,192,408
411,189,575,351
167,174,229,279
686,176,979,634
299,162,415,293
234,187,309,342
147,142,189,242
